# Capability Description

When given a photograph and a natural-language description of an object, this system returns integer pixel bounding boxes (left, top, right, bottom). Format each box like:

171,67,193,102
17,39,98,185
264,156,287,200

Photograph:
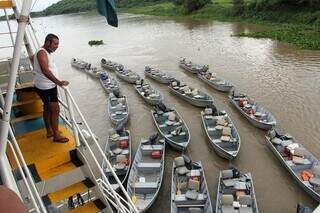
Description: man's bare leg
49,102,69,142
43,104,53,137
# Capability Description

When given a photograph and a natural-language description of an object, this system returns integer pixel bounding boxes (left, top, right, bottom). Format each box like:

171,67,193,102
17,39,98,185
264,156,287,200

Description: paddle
131,178,138,204
177,180,181,195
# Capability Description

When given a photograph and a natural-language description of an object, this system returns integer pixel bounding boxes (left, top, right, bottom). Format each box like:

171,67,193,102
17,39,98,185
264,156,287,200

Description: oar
131,178,138,204
176,179,181,195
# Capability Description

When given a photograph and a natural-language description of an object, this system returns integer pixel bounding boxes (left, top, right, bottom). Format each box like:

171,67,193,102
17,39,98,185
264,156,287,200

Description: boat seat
177,166,189,175
186,190,199,200
239,207,253,213
205,115,214,120
222,170,234,179
132,182,158,194
112,148,122,155
207,127,216,132
212,139,222,144
137,162,161,172
119,136,129,141
309,177,320,187
234,181,247,190
141,145,163,152
174,194,206,205
238,195,252,206
223,179,237,187
222,194,234,205
221,205,235,213
188,208,202,213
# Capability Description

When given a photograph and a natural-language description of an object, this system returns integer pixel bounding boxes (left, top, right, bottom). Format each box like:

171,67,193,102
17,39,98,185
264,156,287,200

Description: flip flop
47,133,54,138
53,137,69,143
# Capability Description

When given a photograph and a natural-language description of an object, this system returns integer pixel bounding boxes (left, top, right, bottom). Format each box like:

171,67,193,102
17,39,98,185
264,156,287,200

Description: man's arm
37,50,68,86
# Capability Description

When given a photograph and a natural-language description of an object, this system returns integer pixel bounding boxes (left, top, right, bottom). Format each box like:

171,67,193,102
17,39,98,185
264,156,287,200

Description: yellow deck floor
0,0,13,8
48,181,87,203
69,201,98,213
7,125,76,169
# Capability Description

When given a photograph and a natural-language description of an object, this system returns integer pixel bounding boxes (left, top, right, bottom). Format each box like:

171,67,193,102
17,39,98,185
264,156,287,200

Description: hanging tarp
96,0,118,27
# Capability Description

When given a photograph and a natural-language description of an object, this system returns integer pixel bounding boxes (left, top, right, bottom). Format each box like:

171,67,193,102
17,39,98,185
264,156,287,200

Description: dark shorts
35,86,58,105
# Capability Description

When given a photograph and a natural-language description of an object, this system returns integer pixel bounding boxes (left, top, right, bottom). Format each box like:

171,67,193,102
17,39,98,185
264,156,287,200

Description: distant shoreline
1,1,319,50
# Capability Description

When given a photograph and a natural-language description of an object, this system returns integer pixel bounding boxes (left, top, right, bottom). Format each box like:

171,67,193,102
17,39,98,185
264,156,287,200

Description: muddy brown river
1,12,320,212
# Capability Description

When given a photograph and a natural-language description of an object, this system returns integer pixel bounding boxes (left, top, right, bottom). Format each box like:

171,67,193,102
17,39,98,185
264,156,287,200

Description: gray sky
0,0,61,16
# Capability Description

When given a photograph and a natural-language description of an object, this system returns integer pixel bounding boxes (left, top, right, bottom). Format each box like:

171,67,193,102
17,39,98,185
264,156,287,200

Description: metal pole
0,0,32,161
64,89,80,146
4,9,15,46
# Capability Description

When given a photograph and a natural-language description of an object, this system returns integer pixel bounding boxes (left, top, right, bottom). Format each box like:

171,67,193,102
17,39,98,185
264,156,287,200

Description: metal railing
0,106,47,213
58,86,139,213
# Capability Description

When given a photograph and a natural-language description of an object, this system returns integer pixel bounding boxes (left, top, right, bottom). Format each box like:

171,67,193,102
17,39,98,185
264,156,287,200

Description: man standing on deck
33,33,69,143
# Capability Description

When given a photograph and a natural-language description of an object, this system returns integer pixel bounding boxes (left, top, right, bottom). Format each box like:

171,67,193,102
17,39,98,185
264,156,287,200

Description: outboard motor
101,58,106,64
157,102,167,112
113,90,121,98
149,133,159,145
115,122,125,135
183,155,192,170
145,66,150,71
297,204,312,213
232,167,241,178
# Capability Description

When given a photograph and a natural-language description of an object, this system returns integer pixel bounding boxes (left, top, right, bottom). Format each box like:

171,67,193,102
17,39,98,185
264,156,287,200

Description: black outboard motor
232,167,241,178
149,133,159,145
113,90,121,98
183,155,193,170
157,102,167,112
297,204,312,213
115,122,125,135
101,58,106,64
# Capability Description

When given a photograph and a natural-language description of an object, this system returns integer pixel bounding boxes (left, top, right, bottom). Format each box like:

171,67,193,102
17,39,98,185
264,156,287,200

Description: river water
1,12,320,212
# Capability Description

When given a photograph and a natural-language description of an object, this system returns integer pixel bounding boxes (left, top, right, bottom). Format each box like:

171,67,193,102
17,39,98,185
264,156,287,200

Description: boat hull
229,96,275,130
169,87,213,107
265,136,320,202
198,74,233,92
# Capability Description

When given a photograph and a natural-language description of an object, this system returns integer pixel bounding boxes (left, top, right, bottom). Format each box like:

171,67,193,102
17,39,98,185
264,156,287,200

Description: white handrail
97,178,132,212
60,86,139,213
0,107,47,213
7,141,41,213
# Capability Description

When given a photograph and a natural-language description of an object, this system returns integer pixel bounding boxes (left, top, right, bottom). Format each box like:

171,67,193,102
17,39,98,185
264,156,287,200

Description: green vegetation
119,0,320,49
5,0,316,49
88,40,104,46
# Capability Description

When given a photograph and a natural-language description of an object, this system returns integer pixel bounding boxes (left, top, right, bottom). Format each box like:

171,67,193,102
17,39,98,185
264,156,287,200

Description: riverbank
118,2,320,50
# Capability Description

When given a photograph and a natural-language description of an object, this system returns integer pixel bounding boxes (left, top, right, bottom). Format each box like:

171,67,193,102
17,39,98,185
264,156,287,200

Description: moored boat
71,58,88,70
216,168,259,213
144,66,175,84
99,72,120,93
71,58,102,78
134,80,163,105
127,133,165,212
115,69,141,84
179,58,208,74
171,155,213,213
169,80,213,108
102,126,131,191
265,129,320,202
151,103,190,151
198,72,233,92
107,91,129,126
201,106,241,160
229,91,276,130
101,58,124,71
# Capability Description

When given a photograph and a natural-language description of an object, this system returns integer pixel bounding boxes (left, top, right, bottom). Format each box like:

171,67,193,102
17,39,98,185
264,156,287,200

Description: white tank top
33,48,59,90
